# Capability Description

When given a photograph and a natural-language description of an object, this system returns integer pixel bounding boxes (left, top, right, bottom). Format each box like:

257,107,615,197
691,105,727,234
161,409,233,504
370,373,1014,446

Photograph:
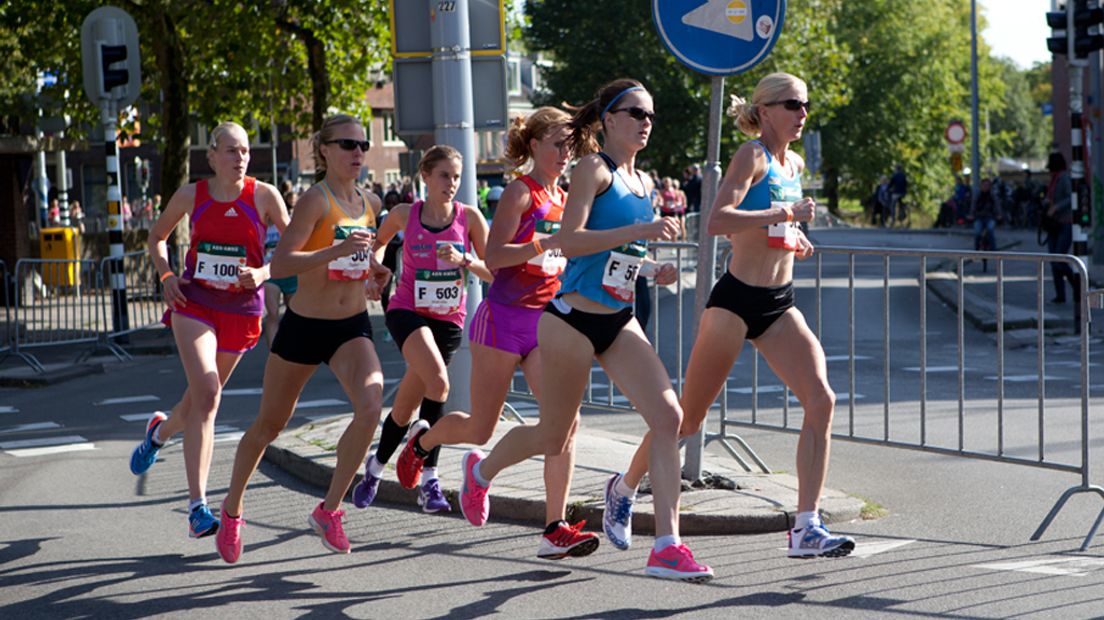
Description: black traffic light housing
100,44,129,91
1048,8,1069,54
1074,1,1104,57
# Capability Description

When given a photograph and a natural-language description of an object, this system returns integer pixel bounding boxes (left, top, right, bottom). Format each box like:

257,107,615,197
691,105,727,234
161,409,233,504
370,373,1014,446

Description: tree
988,57,1050,163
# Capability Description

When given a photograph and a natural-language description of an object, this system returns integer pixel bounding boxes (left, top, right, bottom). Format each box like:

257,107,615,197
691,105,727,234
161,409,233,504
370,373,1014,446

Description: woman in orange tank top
215,114,390,562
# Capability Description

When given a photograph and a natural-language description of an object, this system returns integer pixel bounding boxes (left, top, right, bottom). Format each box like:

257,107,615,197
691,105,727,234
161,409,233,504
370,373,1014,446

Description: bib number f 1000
195,242,246,290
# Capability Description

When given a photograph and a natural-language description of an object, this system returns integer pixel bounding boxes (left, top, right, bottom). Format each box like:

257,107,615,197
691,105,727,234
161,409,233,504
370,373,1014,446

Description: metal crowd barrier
0,260,10,356
707,245,1101,549
100,250,166,352
6,258,104,372
505,241,698,413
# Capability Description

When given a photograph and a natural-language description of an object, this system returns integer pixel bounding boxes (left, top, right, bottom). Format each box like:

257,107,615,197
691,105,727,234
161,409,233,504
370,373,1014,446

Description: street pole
970,0,981,202
1068,3,1092,264
432,0,480,413
684,76,725,480
56,137,70,226
104,103,129,333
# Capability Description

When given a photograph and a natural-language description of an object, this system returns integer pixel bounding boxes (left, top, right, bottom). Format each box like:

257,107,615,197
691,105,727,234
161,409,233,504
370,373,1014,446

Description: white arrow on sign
682,0,756,42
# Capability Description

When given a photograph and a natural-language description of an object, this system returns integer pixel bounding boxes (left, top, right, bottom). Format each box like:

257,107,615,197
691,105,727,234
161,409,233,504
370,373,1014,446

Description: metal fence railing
0,260,10,356
100,251,165,350
7,258,104,372
705,245,1101,549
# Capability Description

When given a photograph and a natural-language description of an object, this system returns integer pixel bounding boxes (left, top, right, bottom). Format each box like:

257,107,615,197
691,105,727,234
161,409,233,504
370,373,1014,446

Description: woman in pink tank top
351,145,492,513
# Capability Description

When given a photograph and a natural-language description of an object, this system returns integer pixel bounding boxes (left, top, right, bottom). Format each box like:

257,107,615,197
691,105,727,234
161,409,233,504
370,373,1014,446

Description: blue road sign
652,0,786,76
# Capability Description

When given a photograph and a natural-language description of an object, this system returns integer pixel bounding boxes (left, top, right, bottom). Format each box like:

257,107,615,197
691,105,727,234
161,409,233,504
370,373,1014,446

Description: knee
251,414,289,444
424,371,450,401
189,382,221,419
538,427,573,457
648,402,684,439
804,386,836,429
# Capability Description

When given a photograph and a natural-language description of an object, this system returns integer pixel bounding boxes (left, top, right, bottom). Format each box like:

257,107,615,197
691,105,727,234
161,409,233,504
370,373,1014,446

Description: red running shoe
537,520,600,560
396,419,430,489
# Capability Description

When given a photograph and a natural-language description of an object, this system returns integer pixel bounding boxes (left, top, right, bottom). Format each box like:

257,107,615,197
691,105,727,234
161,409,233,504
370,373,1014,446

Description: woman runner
393,108,599,559
351,145,492,514
129,121,289,539
214,114,390,561
611,73,856,560
457,79,713,582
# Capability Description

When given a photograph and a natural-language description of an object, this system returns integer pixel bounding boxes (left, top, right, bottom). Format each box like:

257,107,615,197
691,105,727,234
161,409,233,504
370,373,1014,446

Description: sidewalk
264,410,864,536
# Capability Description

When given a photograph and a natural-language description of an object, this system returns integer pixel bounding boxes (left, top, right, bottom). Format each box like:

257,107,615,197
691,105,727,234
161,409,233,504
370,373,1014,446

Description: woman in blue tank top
457,79,713,582
623,73,856,560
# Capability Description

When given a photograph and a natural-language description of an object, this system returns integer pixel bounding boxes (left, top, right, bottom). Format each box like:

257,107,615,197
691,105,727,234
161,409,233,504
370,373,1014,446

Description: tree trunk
276,18,328,132
824,164,840,215
148,8,189,262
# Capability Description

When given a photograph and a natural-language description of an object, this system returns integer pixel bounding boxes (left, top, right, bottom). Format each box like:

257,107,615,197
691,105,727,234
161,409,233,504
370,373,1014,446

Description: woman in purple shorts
393,108,600,560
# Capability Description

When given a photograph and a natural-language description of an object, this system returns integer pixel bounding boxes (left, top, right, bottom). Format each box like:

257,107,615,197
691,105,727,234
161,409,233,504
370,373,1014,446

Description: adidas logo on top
224,207,238,217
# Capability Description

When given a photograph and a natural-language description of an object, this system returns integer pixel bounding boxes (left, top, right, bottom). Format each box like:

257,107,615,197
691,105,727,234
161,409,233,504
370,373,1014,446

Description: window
384,169,402,186
507,58,522,96
382,112,403,145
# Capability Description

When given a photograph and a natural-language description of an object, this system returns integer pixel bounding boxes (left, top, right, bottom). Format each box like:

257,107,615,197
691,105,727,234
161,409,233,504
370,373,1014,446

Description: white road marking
0,406,18,414
5,443,97,457
214,432,244,443
985,375,1066,382
295,399,348,409
0,435,88,450
93,395,160,406
973,556,1104,577
903,366,974,373
825,355,872,362
849,539,915,558
729,385,786,395
120,413,160,422
221,388,263,396
0,422,61,434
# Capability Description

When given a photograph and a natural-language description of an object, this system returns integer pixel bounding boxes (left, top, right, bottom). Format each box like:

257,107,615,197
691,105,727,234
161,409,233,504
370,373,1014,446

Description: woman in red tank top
129,122,289,540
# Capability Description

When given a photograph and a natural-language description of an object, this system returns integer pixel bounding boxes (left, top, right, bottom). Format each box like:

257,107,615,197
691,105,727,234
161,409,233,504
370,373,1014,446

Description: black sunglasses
766,99,811,112
610,106,656,122
325,139,371,152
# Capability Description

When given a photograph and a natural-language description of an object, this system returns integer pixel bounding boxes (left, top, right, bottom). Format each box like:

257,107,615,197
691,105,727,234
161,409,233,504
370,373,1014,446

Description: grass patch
307,438,337,452
853,495,889,520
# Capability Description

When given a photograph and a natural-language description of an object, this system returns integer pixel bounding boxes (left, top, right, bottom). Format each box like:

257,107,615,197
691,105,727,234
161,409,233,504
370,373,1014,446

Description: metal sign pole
684,76,724,480
103,102,129,333
432,0,481,413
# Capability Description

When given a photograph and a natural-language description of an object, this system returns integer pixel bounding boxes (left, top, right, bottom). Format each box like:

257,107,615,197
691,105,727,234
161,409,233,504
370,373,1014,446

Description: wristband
461,253,473,268
159,271,175,283
532,238,544,254
783,206,794,223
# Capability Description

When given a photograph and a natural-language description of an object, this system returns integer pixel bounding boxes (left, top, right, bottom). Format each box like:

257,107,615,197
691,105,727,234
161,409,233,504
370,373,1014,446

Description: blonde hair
418,144,463,177
311,114,364,179
504,107,572,169
207,121,248,150
565,78,646,157
727,72,806,138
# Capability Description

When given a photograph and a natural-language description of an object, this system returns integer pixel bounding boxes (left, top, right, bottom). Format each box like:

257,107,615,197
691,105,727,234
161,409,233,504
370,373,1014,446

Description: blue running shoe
417,478,451,513
787,521,855,558
189,503,219,539
129,411,167,475
352,456,381,509
603,473,634,551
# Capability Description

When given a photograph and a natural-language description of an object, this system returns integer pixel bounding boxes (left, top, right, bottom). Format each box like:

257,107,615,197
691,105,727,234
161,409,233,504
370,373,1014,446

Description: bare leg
222,353,315,517
522,349,579,525
324,338,385,511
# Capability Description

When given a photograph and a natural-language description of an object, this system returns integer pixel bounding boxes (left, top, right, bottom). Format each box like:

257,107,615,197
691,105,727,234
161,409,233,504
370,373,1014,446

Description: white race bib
525,219,566,276
414,269,464,314
601,243,646,302
328,226,376,280
194,242,246,290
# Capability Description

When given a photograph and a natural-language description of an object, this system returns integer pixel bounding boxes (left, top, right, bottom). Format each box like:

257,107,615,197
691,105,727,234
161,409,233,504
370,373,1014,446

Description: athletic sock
544,520,567,535
419,398,444,469
615,476,636,498
654,535,680,552
188,497,207,513
367,454,385,478
795,511,819,530
472,460,491,487
375,414,410,465
422,467,438,482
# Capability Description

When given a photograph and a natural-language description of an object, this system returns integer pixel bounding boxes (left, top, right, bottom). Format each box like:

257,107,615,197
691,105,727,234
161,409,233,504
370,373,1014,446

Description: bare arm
483,180,548,271
372,202,410,264
557,155,678,258
270,185,372,279
708,143,814,235
147,184,196,310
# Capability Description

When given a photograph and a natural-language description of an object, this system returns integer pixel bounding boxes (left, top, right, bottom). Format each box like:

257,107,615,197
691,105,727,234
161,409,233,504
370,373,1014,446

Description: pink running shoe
216,503,244,564
459,449,490,527
308,502,350,554
645,544,714,583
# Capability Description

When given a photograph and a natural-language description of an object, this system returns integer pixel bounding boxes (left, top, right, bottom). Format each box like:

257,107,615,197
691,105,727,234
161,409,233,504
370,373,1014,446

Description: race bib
524,219,567,276
328,225,376,280
602,242,646,302
194,242,246,290
414,268,464,314
768,183,803,251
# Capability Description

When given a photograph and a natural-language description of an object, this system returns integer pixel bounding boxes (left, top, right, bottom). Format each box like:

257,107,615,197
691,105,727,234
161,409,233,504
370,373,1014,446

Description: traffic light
1047,7,1069,55
100,44,129,92
1073,0,1104,58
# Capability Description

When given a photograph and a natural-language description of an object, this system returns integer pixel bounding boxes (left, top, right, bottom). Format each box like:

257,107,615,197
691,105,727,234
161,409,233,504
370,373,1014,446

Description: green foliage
988,57,1050,162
